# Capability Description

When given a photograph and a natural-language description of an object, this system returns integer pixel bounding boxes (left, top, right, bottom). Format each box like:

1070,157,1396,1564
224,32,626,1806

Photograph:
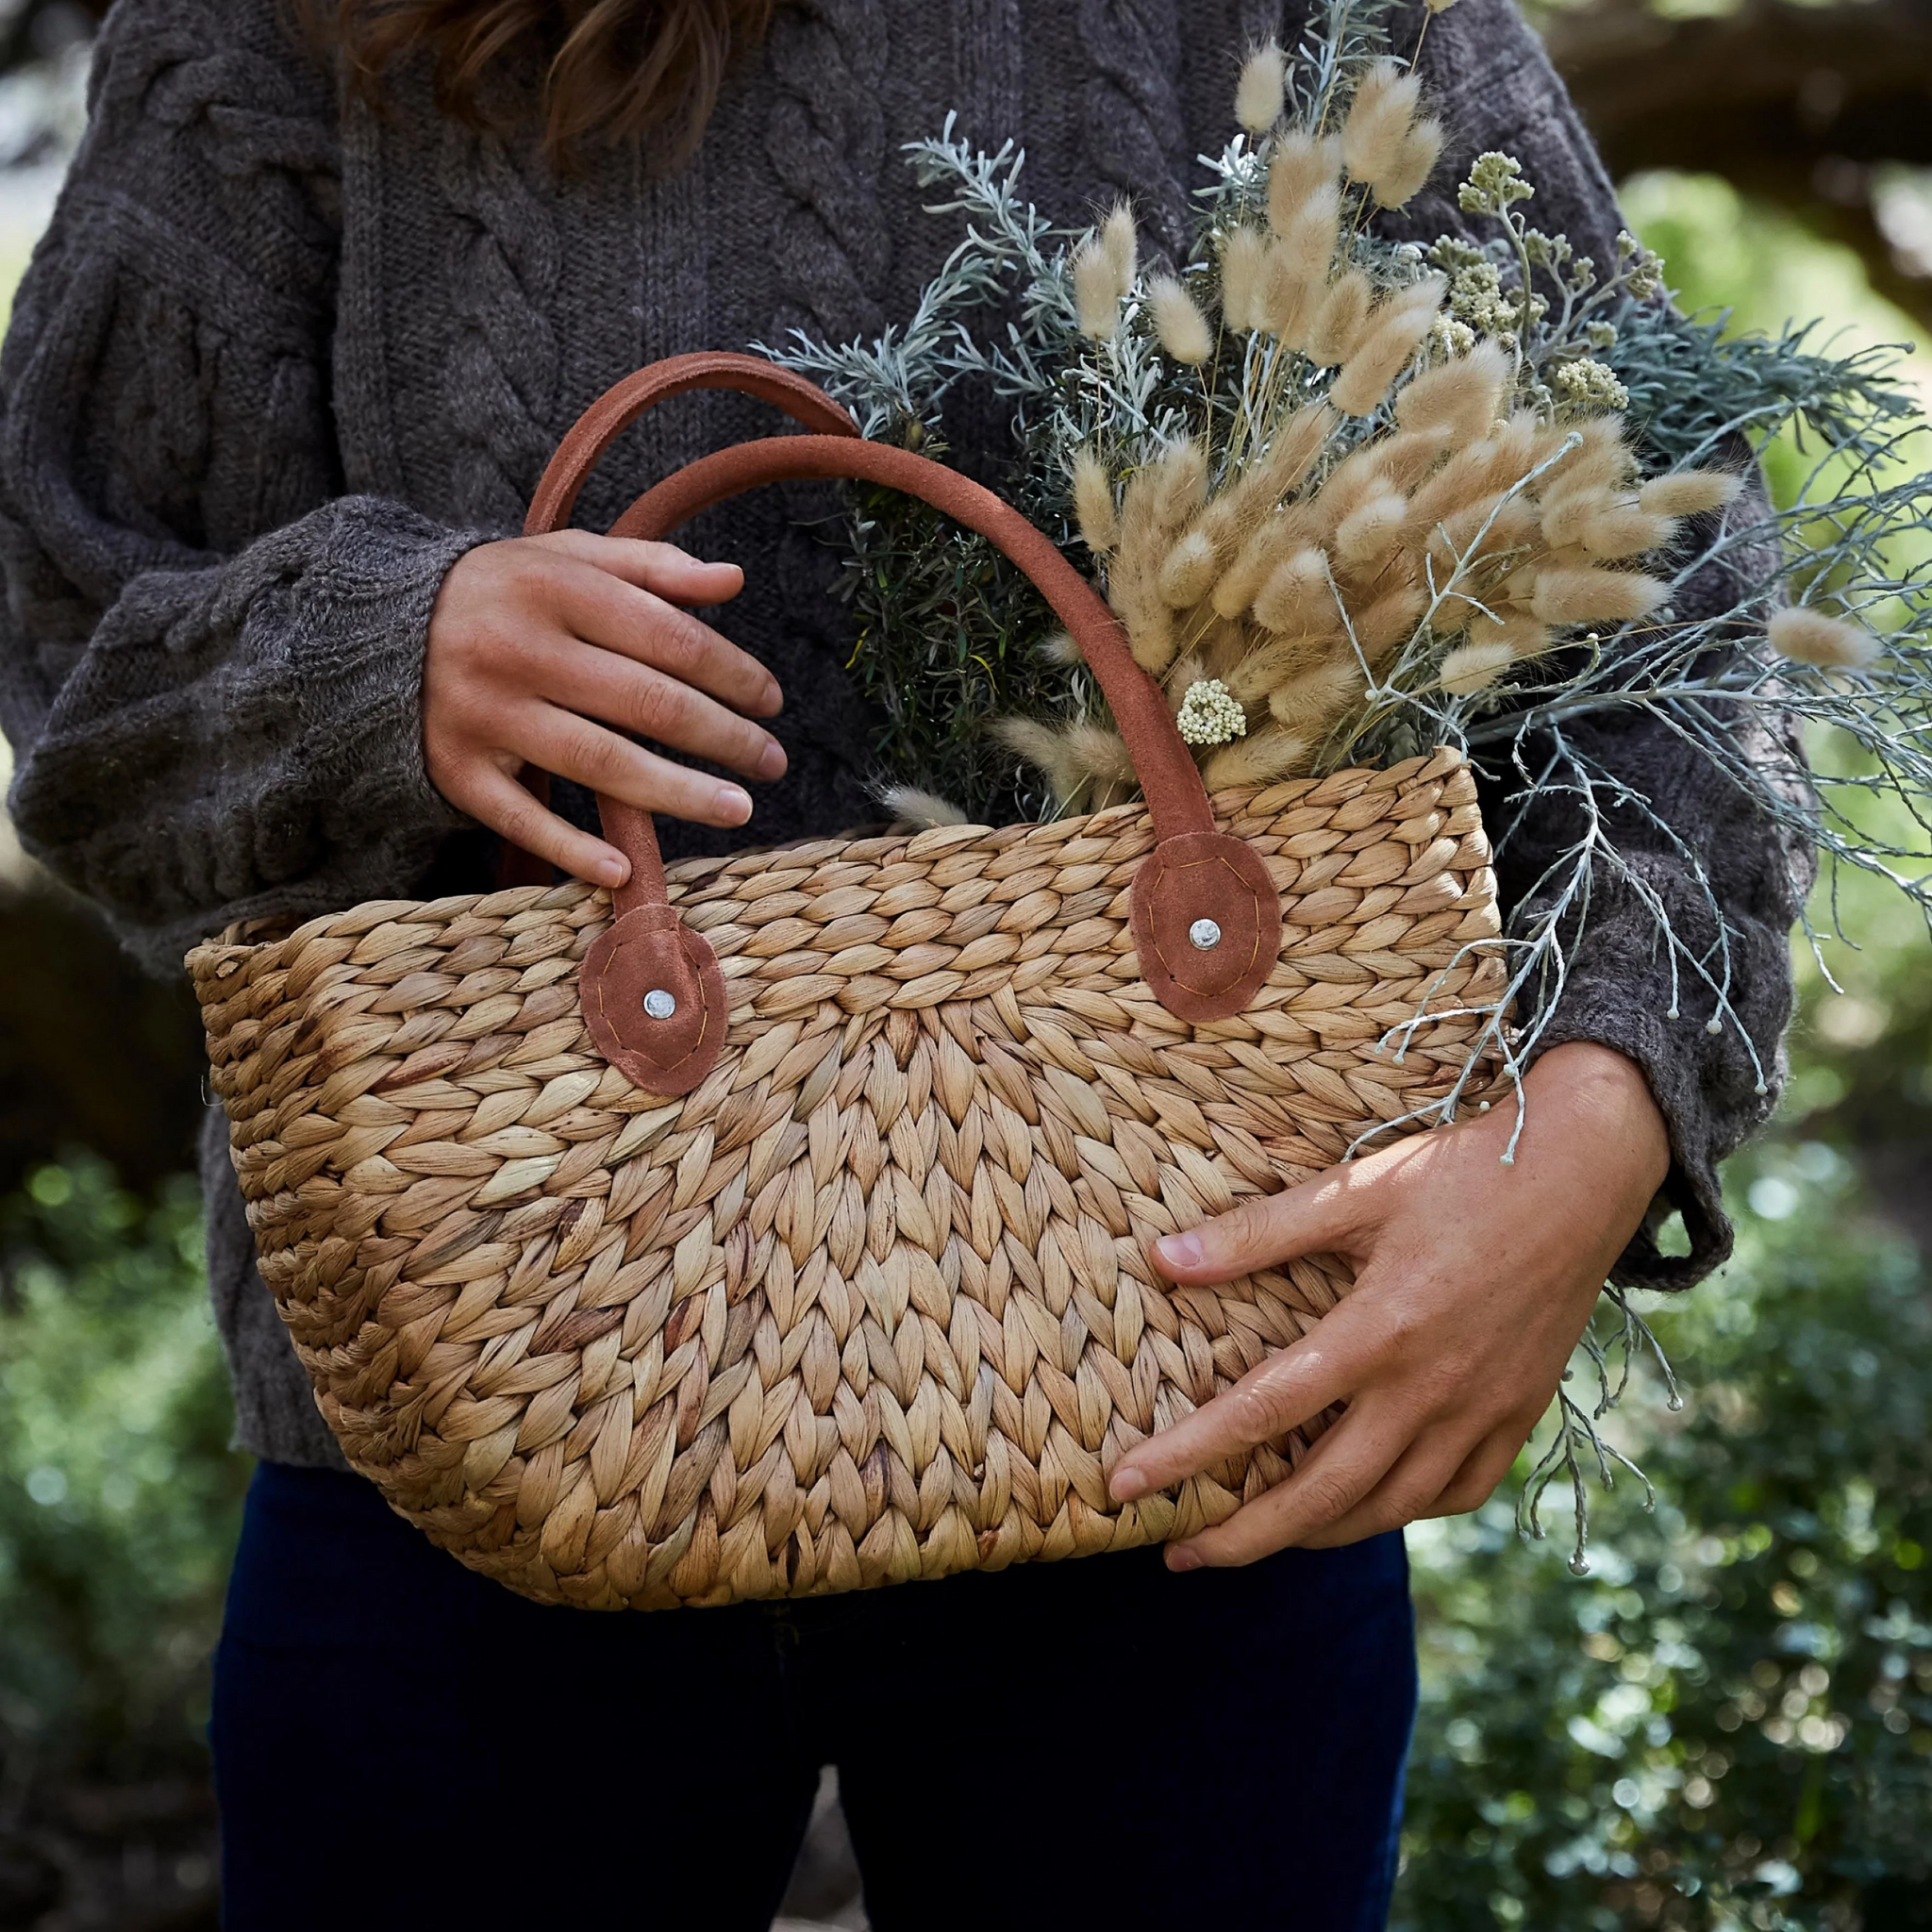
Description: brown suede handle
515,351,1281,1091
609,436,1218,846
526,351,861,562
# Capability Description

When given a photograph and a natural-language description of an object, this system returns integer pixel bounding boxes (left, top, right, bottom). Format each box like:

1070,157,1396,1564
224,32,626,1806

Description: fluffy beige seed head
1111,442,1207,675
1542,416,1637,495
1116,439,1208,584
1427,493,1539,582
1640,471,1744,519
1037,630,1082,667
1254,403,1339,504
1167,653,1208,704
1306,269,1374,368
1394,338,1511,442
1253,547,1336,636
1268,131,1341,239
1271,186,1343,343
993,717,1079,798
1540,482,1612,552
1145,437,1210,533
1409,414,1539,527
1196,614,1251,679
1072,447,1119,555
1101,202,1139,298
1158,528,1221,608
1267,658,1365,729
1219,226,1272,332
1437,641,1516,695
1373,425,1456,492
1203,726,1310,791
1224,637,1315,703
1357,582,1429,658
1579,500,1677,560
1259,240,1315,343
1316,440,1401,534
1371,118,1443,208
1073,242,1119,340
1767,607,1879,669
1188,495,1243,570
1478,613,1554,660
1122,602,1177,676
1340,59,1424,197
1066,721,1140,785
1235,42,1288,134
1332,286,1442,416
1211,504,1316,619
880,786,970,828
1336,490,1408,573
1148,274,1215,364
1530,567,1665,627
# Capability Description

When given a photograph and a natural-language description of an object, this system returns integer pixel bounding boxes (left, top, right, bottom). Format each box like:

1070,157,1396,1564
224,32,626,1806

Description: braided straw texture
190,748,1507,1609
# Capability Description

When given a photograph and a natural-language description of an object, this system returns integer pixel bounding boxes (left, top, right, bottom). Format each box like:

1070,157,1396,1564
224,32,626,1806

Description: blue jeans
211,1462,1415,1930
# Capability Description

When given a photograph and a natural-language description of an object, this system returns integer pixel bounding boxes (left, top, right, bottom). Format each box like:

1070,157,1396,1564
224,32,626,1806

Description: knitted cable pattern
1074,0,1191,261
68,24,343,547
439,118,563,528
761,0,892,341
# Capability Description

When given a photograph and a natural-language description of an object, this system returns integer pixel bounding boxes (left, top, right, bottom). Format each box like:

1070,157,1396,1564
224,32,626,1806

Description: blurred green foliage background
1,23,1930,1932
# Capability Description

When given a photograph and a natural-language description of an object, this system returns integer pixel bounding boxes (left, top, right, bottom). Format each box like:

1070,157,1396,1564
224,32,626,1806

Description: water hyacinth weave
192,753,1505,1607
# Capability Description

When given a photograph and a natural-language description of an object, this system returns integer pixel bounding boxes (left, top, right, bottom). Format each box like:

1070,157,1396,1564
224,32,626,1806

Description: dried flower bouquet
769,0,1931,1124
759,0,1932,1552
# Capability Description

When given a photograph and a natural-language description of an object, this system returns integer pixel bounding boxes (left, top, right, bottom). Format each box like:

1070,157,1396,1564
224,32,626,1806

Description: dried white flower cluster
1435,243,1531,339
1175,677,1248,744
1552,358,1630,412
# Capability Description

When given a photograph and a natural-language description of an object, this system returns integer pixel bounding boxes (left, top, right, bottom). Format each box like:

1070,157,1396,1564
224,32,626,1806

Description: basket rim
188,746,1477,968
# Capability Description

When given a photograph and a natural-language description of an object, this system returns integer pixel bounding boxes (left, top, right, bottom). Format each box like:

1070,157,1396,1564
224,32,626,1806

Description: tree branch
1544,0,1932,330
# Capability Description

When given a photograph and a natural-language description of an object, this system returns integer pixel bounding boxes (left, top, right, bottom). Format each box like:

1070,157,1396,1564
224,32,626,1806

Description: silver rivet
642,989,677,1020
1189,918,1222,951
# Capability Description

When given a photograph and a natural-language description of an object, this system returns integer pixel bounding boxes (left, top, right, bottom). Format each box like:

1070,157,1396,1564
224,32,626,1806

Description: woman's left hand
1107,1040,1673,1567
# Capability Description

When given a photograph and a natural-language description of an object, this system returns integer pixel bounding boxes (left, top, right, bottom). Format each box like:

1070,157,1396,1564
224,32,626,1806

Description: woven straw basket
190,355,1507,1610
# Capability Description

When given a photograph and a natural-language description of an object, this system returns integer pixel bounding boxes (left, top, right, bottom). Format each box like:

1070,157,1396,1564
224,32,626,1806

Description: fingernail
1157,1231,1204,1271
1166,1546,1204,1574
1110,1467,1148,1503
715,785,753,824
595,857,626,888
758,741,788,781
759,677,783,715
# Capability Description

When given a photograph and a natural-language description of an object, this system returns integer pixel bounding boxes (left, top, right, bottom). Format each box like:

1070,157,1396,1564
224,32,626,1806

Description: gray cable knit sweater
0,0,1806,1470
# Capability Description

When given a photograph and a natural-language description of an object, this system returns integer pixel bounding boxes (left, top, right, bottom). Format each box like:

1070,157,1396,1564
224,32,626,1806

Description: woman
0,1,1799,1925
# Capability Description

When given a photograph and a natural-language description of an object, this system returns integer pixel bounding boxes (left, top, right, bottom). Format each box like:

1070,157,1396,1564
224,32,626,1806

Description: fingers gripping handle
518,353,1281,1094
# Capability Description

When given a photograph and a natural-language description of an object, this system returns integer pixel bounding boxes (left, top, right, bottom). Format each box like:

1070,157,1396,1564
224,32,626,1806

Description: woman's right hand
423,530,786,888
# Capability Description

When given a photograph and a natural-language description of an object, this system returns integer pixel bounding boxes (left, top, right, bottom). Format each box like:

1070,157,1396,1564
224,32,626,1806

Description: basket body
191,750,1506,1609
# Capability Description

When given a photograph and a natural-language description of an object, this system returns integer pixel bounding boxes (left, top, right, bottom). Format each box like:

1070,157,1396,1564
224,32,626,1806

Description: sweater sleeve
1398,0,1814,1290
0,0,487,976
